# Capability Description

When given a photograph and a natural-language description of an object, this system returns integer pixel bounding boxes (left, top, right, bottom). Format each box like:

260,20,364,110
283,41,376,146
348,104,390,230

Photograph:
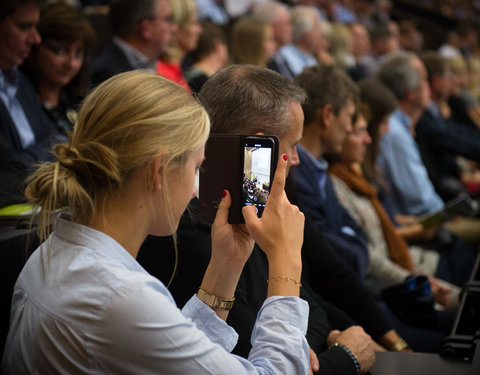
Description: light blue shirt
2,215,309,374
196,0,229,24
0,69,35,148
297,144,328,201
377,108,444,216
279,44,318,76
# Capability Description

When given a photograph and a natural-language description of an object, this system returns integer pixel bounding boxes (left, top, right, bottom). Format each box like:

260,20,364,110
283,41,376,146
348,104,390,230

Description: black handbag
381,275,438,330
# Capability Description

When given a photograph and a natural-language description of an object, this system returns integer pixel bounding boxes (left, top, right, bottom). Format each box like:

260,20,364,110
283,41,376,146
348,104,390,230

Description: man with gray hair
277,5,321,77
91,0,176,86
376,51,444,217
252,1,295,79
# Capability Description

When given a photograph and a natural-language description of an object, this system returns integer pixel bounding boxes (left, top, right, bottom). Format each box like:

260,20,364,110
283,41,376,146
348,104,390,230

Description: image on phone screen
242,138,274,217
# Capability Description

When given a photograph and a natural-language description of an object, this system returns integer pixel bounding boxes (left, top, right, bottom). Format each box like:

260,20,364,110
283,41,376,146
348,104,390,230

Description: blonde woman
231,17,277,67
2,71,308,373
157,0,202,92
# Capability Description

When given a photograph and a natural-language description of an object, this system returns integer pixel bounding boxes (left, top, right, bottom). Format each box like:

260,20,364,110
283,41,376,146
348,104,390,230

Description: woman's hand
200,189,254,321
211,189,255,271
242,154,305,296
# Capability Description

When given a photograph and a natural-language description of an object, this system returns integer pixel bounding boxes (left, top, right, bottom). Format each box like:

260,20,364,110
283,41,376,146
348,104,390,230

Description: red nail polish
222,189,227,198
283,154,288,161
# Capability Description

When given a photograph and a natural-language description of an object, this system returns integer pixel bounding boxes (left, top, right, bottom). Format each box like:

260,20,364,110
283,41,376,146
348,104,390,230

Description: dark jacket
90,42,134,86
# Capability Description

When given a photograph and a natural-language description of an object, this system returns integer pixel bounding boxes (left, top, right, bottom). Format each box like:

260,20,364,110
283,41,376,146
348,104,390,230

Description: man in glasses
91,0,177,86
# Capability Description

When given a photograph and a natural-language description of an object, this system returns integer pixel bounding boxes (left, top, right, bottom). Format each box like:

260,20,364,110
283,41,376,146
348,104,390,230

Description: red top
156,61,192,94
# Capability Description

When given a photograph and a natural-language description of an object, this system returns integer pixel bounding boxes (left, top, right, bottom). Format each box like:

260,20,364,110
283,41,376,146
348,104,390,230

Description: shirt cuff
257,296,309,334
182,295,239,352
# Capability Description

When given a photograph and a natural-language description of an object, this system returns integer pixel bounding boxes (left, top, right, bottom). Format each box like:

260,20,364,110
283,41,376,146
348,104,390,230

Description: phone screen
241,137,274,217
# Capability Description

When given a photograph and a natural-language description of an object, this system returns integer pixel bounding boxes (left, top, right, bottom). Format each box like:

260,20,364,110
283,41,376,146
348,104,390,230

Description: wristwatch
196,288,235,310
391,338,410,352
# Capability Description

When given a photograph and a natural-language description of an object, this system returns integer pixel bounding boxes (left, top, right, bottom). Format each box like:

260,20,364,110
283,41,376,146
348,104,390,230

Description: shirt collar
0,68,19,99
391,108,411,130
113,37,154,71
427,100,441,117
297,144,329,173
53,213,144,272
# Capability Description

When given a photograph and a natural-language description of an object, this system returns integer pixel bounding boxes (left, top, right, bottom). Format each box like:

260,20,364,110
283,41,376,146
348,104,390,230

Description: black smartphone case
199,134,279,224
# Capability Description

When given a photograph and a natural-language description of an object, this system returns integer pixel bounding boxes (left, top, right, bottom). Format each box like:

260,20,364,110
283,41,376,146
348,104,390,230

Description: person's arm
378,126,444,215
326,327,376,374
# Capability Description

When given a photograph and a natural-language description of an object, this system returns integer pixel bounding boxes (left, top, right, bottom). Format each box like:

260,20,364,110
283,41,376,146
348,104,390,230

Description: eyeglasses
42,41,84,61
144,14,175,24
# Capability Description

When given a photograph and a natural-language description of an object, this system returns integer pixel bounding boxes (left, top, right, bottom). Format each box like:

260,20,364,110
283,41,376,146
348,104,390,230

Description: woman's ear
151,151,164,191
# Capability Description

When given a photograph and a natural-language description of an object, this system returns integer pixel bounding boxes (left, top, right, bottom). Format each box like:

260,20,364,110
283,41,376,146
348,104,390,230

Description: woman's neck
86,189,150,259
37,83,62,108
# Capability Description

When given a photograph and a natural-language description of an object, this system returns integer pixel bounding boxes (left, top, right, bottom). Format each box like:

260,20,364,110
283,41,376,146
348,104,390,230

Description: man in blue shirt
278,5,321,77
293,64,370,279
377,51,445,217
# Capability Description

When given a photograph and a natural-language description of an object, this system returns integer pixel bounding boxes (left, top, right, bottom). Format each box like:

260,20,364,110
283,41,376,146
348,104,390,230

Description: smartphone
199,134,278,224
241,136,276,218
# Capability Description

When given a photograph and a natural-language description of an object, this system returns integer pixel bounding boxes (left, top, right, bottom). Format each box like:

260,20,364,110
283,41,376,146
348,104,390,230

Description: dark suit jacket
415,108,480,200
292,147,370,279
90,41,134,86
0,71,55,169
0,71,60,205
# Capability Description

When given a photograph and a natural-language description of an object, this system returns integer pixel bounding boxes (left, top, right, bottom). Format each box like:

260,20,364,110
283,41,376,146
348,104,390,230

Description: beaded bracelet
330,343,361,375
267,276,302,286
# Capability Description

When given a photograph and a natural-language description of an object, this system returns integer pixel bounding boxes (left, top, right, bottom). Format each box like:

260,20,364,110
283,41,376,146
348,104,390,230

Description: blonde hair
231,17,271,67
26,70,210,244
164,0,197,62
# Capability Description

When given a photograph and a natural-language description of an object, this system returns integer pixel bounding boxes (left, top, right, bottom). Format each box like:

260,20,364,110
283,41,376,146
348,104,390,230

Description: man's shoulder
91,42,132,85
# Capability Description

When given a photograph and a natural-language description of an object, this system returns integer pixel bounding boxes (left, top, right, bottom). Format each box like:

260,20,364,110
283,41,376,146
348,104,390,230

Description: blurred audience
278,5,321,76
183,20,228,93
253,1,295,79
91,0,176,86
231,17,276,67
157,0,202,92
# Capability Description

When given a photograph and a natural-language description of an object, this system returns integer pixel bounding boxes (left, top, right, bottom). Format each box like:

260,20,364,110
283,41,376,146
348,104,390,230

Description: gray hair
251,1,289,23
290,5,318,44
377,51,419,100
198,64,306,137
110,0,159,37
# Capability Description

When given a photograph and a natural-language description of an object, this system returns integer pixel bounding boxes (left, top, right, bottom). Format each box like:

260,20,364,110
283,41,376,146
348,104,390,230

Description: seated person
139,66,428,368
91,0,176,86
329,97,462,305
293,64,456,351
0,0,63,205
21,2,95,134
184,20,228,93
2,70,310,374
156,0,202,92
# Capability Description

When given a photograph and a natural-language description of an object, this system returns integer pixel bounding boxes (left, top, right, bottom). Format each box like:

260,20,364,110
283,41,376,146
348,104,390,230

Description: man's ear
139,19,152,40
404,89,415,102
317,104,334,129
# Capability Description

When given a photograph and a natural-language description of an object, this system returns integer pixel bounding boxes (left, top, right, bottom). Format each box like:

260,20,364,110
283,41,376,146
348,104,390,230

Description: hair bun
54,142,122,189
55,144,81,169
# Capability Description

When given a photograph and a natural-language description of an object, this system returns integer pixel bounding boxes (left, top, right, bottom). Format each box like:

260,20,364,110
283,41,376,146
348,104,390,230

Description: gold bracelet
267,276,302,286
391,338,410,352
196,288,235,311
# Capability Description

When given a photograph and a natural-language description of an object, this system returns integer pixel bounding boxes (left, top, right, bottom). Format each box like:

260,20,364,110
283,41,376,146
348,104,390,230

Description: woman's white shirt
2,215,309,374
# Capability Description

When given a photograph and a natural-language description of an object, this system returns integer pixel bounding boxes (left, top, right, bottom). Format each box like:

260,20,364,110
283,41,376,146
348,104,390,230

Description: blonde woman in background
2,71,309,374
157,0,202,92
231,17,277,67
